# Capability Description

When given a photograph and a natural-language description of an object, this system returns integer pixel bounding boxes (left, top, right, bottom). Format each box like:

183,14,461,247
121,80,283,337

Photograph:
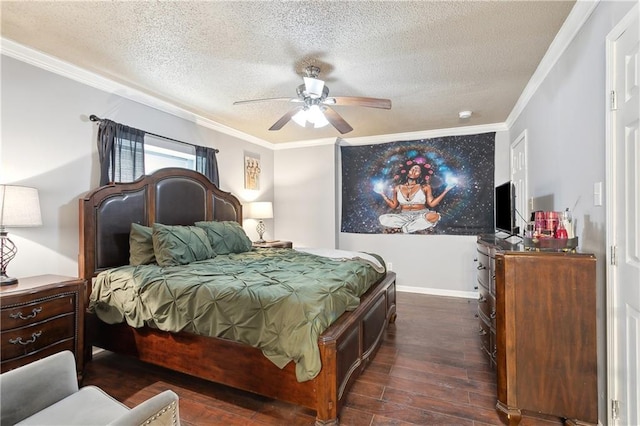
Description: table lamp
247,201,273,243
0,185,42,285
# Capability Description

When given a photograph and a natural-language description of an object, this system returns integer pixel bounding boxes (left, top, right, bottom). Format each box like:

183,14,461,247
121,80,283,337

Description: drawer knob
9,331,42,346
478,328,487,336
9,307,42,320
478,295,487,303
477,263,486,270
490,310,496,319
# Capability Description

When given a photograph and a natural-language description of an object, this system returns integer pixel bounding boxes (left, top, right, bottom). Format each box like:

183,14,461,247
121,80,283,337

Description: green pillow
195,221,252,255
152,223,215,266
129,223,155,265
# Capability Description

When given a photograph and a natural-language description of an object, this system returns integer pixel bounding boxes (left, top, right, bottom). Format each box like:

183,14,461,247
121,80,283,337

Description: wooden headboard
78,167,242,280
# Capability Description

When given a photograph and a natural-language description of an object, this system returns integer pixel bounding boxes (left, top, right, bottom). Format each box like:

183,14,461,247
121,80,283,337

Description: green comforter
89,248,385,382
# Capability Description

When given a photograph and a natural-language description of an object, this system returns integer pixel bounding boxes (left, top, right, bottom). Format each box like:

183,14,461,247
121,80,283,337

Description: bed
79,167,397,425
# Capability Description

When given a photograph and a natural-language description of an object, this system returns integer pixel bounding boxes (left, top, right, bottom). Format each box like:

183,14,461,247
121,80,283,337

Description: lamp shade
0,185,42,227
247,201,273,219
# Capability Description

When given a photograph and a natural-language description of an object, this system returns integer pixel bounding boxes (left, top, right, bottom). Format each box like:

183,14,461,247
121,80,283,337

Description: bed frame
78,167,397,425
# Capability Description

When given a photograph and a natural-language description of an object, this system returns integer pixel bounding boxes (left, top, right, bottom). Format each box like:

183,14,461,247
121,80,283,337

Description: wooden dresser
0,275,85,378
476,236,597,425
475,236,520,369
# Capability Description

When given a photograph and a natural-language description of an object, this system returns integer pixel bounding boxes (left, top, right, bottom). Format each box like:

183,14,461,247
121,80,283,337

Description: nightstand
0,275,85,378
252,240,293,249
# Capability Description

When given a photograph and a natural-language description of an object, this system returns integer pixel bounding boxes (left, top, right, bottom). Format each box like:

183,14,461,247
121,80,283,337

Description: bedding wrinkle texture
89,249,384,382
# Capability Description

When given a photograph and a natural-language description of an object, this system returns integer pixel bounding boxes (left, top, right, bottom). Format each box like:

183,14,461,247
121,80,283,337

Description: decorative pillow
152,223,215,266
129,223,155,265
195,221,252,255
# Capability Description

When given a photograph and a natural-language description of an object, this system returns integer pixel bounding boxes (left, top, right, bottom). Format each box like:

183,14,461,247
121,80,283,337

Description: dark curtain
195,146,219,187
97,119,145,186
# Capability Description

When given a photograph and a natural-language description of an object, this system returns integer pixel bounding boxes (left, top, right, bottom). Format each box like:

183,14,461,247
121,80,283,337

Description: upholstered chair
0,351,180,425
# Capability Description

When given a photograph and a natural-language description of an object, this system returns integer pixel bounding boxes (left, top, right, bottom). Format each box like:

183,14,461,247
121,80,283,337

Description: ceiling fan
233,66,392,134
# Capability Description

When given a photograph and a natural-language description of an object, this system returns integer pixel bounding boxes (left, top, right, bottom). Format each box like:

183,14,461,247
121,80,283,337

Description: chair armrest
0,351,79,425
107,390,180,426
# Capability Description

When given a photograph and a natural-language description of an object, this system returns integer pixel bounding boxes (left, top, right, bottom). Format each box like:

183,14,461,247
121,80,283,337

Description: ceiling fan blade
322,107,353,134
326,96,392,109
268,106,303,131
234,97,301,105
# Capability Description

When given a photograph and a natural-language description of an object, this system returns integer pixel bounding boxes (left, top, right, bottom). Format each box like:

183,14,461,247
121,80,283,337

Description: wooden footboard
316,271,397,424
87,272,396,425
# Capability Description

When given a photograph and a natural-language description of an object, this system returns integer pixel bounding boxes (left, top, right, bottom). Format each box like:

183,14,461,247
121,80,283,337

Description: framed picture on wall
244,152,261,190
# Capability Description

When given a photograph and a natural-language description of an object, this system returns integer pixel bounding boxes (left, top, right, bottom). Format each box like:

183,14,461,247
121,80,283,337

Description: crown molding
505,0,600,127
2,0,595,152
272,122,508,150
336,122,508,147
0,37,273,149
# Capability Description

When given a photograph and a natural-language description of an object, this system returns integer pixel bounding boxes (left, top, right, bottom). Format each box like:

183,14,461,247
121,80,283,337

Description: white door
510,131,528,234
607,5,640,424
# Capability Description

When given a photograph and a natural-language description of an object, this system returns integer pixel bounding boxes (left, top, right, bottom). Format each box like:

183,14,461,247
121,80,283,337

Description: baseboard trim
397,285,478,300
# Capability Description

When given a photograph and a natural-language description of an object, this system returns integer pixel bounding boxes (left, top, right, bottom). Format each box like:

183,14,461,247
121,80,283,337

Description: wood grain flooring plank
82,293,565,425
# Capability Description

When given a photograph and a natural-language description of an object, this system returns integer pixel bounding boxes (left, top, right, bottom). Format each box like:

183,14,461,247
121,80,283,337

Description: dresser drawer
476,246,490,289
478,285,496,328
0,276,85,375
479,317,492,356
1,314,75,361
1,293,76,331
0,340,75,372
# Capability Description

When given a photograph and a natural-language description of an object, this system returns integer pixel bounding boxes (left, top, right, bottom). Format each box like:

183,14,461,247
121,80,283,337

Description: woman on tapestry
375,160,455,233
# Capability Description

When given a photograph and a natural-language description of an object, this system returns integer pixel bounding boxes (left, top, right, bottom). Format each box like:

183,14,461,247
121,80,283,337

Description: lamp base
0,273,18,286
255,220,266,244
1,230,18,286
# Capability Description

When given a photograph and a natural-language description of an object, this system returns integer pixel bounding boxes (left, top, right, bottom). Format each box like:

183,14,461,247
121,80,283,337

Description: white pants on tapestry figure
379,209,441,233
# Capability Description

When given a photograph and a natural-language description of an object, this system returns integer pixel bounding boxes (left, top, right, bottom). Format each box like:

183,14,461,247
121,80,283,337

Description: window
144,135,196,174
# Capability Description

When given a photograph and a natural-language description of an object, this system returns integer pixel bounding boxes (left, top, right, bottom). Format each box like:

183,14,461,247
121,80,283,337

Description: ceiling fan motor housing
297,84,329,102
304,65,321,78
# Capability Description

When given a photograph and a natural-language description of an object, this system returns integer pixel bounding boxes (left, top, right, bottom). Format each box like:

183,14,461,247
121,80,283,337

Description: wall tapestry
341,133,495,235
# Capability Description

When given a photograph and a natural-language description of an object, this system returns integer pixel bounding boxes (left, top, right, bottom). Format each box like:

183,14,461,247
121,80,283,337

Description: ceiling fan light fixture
309,105,329,128
291,105,329,128
291,109,308,127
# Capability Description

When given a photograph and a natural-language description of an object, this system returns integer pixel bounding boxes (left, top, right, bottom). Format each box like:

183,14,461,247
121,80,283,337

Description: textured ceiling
1,1,575,144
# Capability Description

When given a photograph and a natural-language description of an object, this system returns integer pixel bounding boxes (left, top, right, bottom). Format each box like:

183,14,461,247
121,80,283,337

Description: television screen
495,182,515,234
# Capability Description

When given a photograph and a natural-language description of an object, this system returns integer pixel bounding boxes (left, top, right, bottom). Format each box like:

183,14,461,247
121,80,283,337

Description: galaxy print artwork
340,133,495,235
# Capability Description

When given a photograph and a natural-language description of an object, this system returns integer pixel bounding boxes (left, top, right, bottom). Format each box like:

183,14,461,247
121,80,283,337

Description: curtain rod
89,114,219,153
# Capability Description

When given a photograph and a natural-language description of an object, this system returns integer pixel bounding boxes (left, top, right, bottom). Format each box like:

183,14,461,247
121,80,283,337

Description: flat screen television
495,181,515,234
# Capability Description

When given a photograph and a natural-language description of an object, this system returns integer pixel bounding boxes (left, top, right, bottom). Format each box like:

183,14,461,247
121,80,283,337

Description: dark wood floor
83,292,563,425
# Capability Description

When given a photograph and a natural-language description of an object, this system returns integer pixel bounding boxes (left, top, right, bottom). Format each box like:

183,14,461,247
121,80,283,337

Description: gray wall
274,130,510,297
508,1,636,422
0,56,275,278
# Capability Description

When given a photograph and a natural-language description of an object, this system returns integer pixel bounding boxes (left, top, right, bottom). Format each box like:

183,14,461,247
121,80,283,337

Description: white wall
274,129,510,297
508,1,636,423
0,56,274,279
273,143,338,248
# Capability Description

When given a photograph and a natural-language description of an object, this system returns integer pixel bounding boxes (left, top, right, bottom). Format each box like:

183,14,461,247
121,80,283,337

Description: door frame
510,130,528,234
605,3,639,424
